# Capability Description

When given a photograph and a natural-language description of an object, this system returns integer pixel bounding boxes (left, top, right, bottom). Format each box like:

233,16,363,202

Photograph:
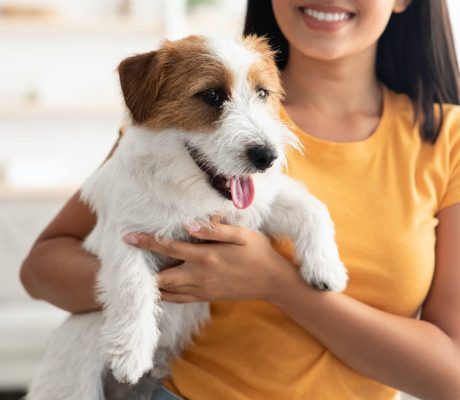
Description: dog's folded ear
118,51,163,124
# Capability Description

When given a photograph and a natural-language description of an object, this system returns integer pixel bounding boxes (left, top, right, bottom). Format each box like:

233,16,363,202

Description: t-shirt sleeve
438,107,460,210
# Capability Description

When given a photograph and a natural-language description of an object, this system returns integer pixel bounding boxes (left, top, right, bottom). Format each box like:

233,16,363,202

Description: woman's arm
269,204,460,400
126,203,460,400
20,191,101,313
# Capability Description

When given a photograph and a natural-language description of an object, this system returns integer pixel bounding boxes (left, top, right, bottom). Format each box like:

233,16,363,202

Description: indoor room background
0,1,458,399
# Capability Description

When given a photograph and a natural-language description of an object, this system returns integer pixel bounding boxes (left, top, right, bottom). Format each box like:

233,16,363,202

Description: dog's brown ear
118,51,163,124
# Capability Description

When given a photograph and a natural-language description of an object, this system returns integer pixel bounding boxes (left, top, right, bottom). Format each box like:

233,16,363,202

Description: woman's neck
281,45,384,142
282,44,381,117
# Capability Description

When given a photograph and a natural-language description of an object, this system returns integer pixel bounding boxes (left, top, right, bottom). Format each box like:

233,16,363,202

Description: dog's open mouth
186,145,255,209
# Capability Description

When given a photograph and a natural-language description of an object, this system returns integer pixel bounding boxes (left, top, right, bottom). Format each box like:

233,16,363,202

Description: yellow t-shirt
164,86,460,399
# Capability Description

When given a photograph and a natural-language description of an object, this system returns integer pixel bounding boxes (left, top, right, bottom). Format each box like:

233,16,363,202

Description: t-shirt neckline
280,85,396,160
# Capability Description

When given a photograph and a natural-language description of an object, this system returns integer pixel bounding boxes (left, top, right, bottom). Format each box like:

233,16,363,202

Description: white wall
448,0,460,54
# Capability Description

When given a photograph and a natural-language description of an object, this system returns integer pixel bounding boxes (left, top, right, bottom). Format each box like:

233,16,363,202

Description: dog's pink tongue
230,176,254,209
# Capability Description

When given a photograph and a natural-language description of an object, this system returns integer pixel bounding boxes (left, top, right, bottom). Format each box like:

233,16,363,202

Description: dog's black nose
247,146,278,171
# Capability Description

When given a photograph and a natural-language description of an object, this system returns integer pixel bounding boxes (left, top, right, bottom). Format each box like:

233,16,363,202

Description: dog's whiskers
181,174,205,193
174,173,202,188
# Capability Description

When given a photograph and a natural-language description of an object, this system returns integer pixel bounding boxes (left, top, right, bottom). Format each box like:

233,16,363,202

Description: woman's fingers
157,265,196,290
123,233,201,261
158,266,209,302
160,290,202,303
185,221,249,245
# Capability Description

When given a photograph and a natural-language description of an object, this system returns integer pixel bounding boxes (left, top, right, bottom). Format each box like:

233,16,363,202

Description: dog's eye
198,88,225,107
257,87,269,101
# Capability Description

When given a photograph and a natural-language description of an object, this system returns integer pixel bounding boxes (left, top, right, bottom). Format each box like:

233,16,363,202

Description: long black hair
244,1,460,143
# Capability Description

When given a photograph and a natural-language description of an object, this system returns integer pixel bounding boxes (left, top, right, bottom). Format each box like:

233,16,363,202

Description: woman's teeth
302,8,352,22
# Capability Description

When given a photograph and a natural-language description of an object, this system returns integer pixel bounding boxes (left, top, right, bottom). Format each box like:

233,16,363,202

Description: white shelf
0,104,124,119
0,16,164,36
0,183,76,201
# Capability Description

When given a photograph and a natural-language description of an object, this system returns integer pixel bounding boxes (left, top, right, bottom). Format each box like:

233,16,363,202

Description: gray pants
151,387,184,400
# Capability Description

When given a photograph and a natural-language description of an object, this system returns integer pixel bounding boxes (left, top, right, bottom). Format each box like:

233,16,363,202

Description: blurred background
0,1,458,399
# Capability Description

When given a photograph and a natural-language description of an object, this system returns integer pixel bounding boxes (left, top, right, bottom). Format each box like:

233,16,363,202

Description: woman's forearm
269,274,460,400
21,236,101,313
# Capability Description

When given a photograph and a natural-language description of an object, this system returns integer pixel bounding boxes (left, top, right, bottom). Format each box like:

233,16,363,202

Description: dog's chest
82,150,275,267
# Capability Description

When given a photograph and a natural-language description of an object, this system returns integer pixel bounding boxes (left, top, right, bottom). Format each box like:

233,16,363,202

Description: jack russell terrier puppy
27,35,347,400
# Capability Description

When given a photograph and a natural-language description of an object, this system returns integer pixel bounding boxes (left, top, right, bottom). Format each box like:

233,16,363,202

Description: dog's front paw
299,251,348,293
109,351,153,385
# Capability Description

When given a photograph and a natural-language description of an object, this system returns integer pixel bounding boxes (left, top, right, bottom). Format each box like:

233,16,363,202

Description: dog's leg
97,240,162,385
149,302,211,382
27,312,105,400
263,175,348,292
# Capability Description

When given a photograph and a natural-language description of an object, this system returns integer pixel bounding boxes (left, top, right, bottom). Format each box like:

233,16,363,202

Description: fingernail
186,222,201,233
123,234,139,245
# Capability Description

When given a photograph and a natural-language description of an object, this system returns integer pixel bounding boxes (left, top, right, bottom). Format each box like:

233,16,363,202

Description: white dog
27,35,347,400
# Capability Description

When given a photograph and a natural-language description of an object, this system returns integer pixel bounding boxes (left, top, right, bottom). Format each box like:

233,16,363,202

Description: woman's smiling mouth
299,5,356,31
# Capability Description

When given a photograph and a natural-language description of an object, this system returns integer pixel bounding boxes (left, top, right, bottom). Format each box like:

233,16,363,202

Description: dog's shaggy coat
27,35,347,400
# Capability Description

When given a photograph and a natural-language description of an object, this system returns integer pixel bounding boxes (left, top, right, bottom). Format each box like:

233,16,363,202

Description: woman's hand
123,222,300,304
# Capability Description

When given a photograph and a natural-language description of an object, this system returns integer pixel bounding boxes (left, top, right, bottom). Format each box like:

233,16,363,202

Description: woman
21,1,460,399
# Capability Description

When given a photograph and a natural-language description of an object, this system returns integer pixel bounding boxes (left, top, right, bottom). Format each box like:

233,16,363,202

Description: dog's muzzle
186,144,256,209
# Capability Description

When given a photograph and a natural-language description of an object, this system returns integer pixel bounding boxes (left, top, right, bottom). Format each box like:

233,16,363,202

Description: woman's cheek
351,2,394,51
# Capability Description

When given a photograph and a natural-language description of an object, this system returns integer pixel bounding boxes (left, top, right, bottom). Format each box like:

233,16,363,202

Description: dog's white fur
27,36,347,400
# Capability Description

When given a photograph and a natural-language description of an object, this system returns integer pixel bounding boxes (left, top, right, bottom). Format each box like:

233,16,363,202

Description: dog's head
118,35,298,209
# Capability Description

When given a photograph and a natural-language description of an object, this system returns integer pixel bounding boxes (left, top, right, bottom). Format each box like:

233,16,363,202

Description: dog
27,35,347,400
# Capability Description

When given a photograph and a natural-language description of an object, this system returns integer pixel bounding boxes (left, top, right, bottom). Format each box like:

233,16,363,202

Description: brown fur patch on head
243,35,284,111
119,35,234,132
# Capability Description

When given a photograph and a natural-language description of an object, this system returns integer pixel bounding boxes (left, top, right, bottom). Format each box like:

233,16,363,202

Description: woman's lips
299,5,355,32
